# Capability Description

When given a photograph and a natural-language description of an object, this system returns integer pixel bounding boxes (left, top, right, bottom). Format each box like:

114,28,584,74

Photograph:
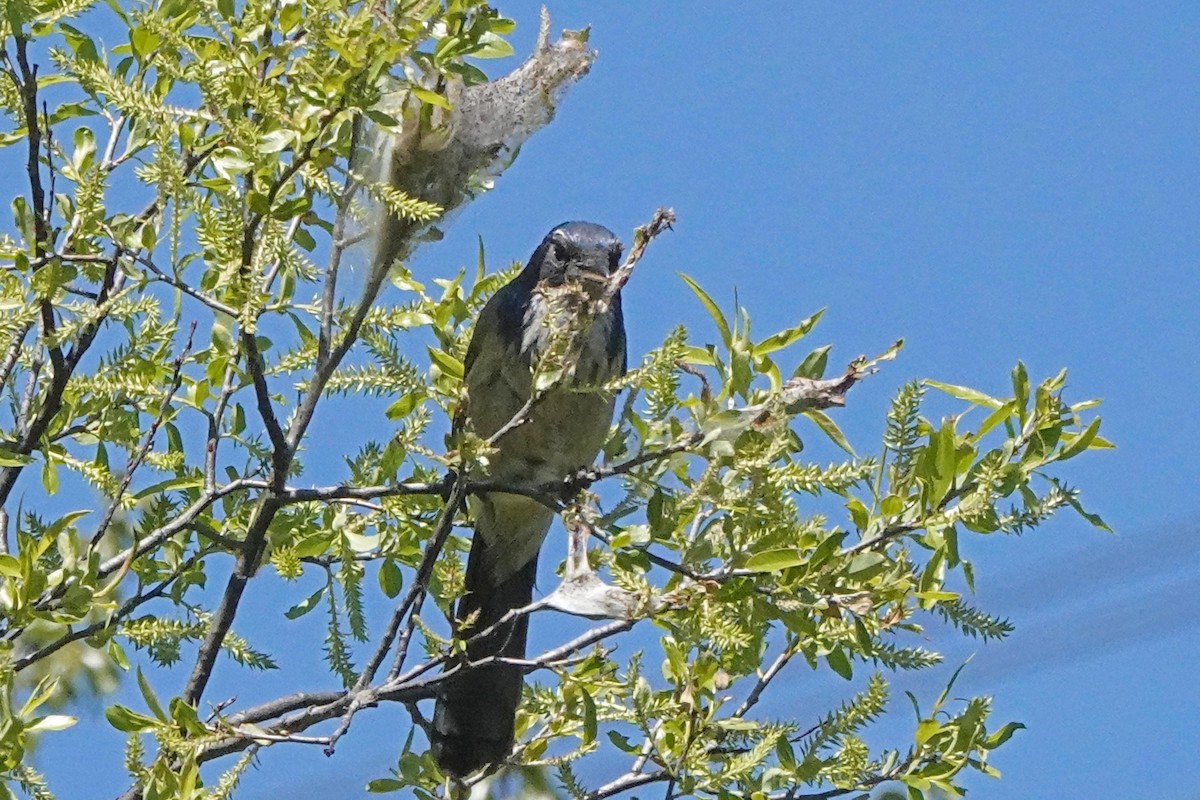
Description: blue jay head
529,222,623,296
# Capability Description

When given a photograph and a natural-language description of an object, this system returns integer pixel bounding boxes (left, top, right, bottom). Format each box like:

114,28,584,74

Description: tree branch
12,552,204,671
89,322,196,551
586,771,670,800
322,472,468,755
734,639,796,718
189,613,637,767
0,478,256,645
241,331,289,471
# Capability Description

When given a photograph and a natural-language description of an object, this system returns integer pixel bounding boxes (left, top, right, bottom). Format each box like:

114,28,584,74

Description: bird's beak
566,257,611,296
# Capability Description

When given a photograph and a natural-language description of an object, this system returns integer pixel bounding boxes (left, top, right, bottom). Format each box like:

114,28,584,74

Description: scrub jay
431,222,627,776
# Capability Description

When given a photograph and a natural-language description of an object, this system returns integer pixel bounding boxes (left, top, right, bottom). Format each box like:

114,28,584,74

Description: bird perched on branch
431,222,627,777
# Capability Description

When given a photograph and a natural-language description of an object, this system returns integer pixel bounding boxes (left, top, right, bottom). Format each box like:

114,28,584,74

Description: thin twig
0,318,33,395
222,691,345,726
191,614,636,766
280,478,450,504
129,250,239,316
96,480,255,578
606,207,674,300
204,353,241,493
90,321,197,550
12,552,203,671
317,126,359,366
323,472,468,755
222,728,332,747
0,478,256,644
186,520,245,551
586,770,670,800
734,640,796,718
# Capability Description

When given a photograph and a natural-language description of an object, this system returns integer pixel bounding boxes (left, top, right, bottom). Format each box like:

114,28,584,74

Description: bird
431,221,628,777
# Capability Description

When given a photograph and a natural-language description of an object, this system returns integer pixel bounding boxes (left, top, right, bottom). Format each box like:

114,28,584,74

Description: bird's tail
431,533,538,777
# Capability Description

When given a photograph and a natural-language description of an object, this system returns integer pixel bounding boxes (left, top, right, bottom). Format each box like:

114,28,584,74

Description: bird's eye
609,248,622,272
552,241,571,262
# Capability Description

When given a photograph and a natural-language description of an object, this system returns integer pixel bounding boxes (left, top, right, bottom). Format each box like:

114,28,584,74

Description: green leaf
137,667,167,721
744,548,806,573
365,109,401,129
378,559,402,599
825,648,853,680
793,344,830,379
367,778,406,793
28,714,78,732
933,658,972,713
21,676,59,716
247,191,270,216
804,409,855,455
712,720,757,735
272,195,311,220
681,344,718,367
105,704,158,733
257,130,295,154
0,555,20,578
753,309,824,357
71,125,96,173
845,497,870,531
410,87,451,110
49,101,96,125
925,380,1003,410
294,226,317,251
934,421,957,491
977,400,1015,438
915,718,942,748
579,686,597,745
108,640,130,671
608,730,636,752
775,734,797,770
1055,416,1102,462
880,494,903,517
133,476,204,500
846,551,887,580
41,456,59,495
293,532,333,559
1063,490,1112,532
473,31,514,59
385,392,423,421
983,721,1026,749
679,273,731,348
285,586,326,620
426,347,463,381
169,697,208,736
211,148,253,178
0,448,33,467
1012,361,1030,424
129,26,162,62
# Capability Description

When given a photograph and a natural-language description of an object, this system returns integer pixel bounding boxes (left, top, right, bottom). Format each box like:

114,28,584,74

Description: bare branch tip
536,6,551,53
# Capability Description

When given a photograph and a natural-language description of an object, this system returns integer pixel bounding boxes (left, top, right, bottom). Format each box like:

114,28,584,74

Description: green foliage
0,0,1111,798
120,616,276,670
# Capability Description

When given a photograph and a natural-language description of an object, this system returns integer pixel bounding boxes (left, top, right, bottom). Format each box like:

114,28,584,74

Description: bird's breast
465,294,622,484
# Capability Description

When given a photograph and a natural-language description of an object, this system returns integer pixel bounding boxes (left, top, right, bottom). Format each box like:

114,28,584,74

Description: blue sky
24,2,1200,798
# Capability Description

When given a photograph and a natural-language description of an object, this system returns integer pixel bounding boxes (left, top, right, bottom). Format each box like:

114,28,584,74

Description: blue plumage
431,222,627,777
